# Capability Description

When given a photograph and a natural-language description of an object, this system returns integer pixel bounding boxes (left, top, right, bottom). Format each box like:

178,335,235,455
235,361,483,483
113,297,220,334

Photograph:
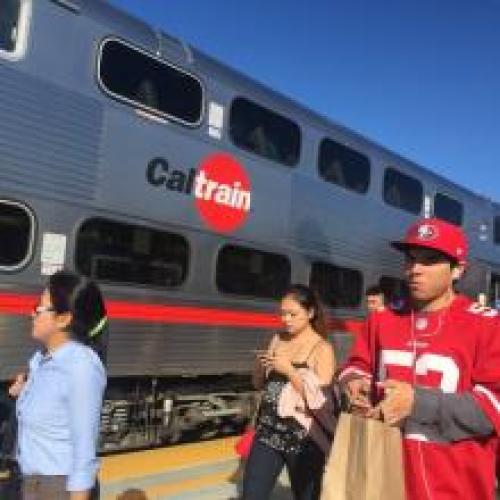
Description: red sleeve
471,313,500,435
338,313,376,382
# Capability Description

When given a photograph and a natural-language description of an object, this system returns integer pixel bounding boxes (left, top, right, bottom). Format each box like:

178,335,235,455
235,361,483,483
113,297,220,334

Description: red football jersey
340,295,500,500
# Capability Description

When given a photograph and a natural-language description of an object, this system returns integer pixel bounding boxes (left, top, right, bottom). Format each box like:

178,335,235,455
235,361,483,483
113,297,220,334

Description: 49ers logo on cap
195,153,251,233
417,224,439,241
146,152,252,234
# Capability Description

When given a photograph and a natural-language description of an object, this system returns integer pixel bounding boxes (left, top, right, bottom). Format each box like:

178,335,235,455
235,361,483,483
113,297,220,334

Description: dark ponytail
48,270,108,364
283,284,328,338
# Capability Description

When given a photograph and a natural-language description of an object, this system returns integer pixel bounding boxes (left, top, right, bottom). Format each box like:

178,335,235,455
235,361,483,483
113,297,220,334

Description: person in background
242,284,335,500
340,218,500,500
10,270,107,500
364,284,386,313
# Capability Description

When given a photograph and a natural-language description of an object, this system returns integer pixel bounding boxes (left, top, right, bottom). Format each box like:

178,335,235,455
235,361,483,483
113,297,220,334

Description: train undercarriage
99,375,257,452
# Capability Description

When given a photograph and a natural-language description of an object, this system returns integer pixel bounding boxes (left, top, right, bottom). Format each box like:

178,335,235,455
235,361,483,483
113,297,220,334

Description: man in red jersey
339,218,500,500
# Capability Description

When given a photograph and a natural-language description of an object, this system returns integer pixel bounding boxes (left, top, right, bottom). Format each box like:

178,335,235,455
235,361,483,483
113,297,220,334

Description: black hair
365,285,385,297
47,270,108,364
282,284,328,338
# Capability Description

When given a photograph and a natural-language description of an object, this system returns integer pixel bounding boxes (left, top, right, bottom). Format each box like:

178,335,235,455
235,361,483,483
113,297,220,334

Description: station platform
100,437,291,500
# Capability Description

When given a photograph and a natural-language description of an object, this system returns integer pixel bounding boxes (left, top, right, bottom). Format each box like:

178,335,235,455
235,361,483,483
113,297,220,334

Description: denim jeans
242,438,325,500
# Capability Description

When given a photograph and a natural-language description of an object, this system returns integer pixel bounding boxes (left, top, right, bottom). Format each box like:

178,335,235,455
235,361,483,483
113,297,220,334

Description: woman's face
31,289,69,344
280,295,313,337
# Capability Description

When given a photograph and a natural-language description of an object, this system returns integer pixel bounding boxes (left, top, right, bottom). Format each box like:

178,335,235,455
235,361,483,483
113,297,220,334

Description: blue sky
111,0,500,201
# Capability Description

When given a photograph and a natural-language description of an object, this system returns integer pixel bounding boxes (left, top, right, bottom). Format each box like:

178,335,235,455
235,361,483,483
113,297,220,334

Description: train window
434,193,463,226
0,201,34,270
383,168,423,215
379,276,408,303
98,39,203,126
229,97,301,167
0,0,29,56
310,262,363,308
494,216,500,245
216,245,291,298
318,138,370,194
76,219,189,288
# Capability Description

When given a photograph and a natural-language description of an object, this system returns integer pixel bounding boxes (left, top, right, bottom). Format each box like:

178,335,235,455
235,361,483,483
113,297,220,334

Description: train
0,0,499,451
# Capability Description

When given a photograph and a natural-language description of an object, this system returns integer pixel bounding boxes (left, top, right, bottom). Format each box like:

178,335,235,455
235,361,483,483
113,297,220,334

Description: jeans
242,438,325,500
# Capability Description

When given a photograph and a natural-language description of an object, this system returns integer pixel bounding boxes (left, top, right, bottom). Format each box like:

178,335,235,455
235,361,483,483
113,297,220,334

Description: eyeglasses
32,305,55,317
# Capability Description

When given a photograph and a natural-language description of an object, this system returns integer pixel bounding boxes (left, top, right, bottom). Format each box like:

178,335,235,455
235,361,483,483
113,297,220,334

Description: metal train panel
0,0,498,449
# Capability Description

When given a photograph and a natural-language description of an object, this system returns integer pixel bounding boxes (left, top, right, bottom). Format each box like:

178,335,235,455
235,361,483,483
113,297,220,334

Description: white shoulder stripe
467,304,498,317
338,366,372,381
474,385,500,412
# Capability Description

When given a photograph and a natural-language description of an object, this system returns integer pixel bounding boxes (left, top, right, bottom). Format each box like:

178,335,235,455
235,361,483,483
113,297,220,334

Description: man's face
404,247,460,303
366,294,385,313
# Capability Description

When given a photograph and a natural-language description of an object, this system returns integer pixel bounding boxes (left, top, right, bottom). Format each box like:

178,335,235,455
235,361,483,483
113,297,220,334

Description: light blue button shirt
17,341,106,491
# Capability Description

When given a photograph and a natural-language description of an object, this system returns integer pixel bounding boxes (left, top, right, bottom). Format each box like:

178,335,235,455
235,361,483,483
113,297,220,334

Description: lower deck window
310,262,363,308
216,245,291,299
76,218,189,288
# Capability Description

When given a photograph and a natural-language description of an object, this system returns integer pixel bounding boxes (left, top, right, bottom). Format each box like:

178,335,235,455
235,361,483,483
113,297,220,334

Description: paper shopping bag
320,412,406,500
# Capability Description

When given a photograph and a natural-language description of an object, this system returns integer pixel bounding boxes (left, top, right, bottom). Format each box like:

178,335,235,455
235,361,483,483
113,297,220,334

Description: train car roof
73,0,495,207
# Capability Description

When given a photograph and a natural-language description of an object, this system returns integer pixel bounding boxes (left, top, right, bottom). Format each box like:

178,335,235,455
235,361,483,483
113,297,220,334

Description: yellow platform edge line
103,468,235,500
100,437,239,483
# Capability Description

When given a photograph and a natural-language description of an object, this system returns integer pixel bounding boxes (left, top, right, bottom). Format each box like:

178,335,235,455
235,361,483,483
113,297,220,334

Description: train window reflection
98,39,203,126
76,218,189,288
310,262,363,308
230,97,301,167
0,0,21,52
0,201,34,270
318,138,370,194
216,245,291,298
383,168,423,215
434,193,463,226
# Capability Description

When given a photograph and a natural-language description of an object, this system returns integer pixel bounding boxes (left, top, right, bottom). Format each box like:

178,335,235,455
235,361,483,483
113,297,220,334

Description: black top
255,341,322,454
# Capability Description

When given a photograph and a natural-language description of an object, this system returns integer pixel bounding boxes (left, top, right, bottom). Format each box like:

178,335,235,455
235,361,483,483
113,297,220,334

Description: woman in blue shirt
12,271,107,500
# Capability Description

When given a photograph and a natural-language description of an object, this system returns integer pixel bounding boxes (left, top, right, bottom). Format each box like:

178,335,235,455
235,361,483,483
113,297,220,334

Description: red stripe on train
0,292,364,333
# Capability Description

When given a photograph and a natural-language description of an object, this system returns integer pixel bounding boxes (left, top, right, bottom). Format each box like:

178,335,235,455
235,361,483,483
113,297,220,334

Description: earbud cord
411,309,434,500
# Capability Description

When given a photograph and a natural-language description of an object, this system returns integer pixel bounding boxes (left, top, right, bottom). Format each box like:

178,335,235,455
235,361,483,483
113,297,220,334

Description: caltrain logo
146,153,252,233
416,224,439,241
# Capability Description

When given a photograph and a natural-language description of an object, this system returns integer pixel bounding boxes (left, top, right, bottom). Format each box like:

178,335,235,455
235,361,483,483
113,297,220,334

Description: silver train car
1,0,499,450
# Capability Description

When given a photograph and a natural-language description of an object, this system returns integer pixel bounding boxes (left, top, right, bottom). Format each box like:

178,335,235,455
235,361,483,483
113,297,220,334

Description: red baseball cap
391,218,468,265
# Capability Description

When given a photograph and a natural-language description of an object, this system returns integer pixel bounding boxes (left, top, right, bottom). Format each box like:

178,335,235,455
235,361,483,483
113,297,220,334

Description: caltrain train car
1,0,499,450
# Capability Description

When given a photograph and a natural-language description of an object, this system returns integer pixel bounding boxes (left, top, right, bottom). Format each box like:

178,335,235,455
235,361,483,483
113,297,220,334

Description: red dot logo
194,153,252,233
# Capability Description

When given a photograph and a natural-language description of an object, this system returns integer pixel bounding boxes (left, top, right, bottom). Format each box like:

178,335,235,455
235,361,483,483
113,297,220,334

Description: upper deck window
216,245,291,299
0,201,34,270
230,97,301,167
434,193,463,226
76,218,189,288
0,0,29,57
494,216,500,245
318,138,370,194
383,168,423,215
98,39,203,126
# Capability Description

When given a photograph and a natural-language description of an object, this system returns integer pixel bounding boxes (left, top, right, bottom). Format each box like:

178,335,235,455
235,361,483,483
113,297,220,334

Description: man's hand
371,379,415,425
345,377,373,413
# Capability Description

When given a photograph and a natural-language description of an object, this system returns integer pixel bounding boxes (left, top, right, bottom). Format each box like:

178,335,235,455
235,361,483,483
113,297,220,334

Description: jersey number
379,350,459,393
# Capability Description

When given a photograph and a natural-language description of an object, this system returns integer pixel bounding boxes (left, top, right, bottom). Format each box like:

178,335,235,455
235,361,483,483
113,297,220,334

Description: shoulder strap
305,339,324,364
